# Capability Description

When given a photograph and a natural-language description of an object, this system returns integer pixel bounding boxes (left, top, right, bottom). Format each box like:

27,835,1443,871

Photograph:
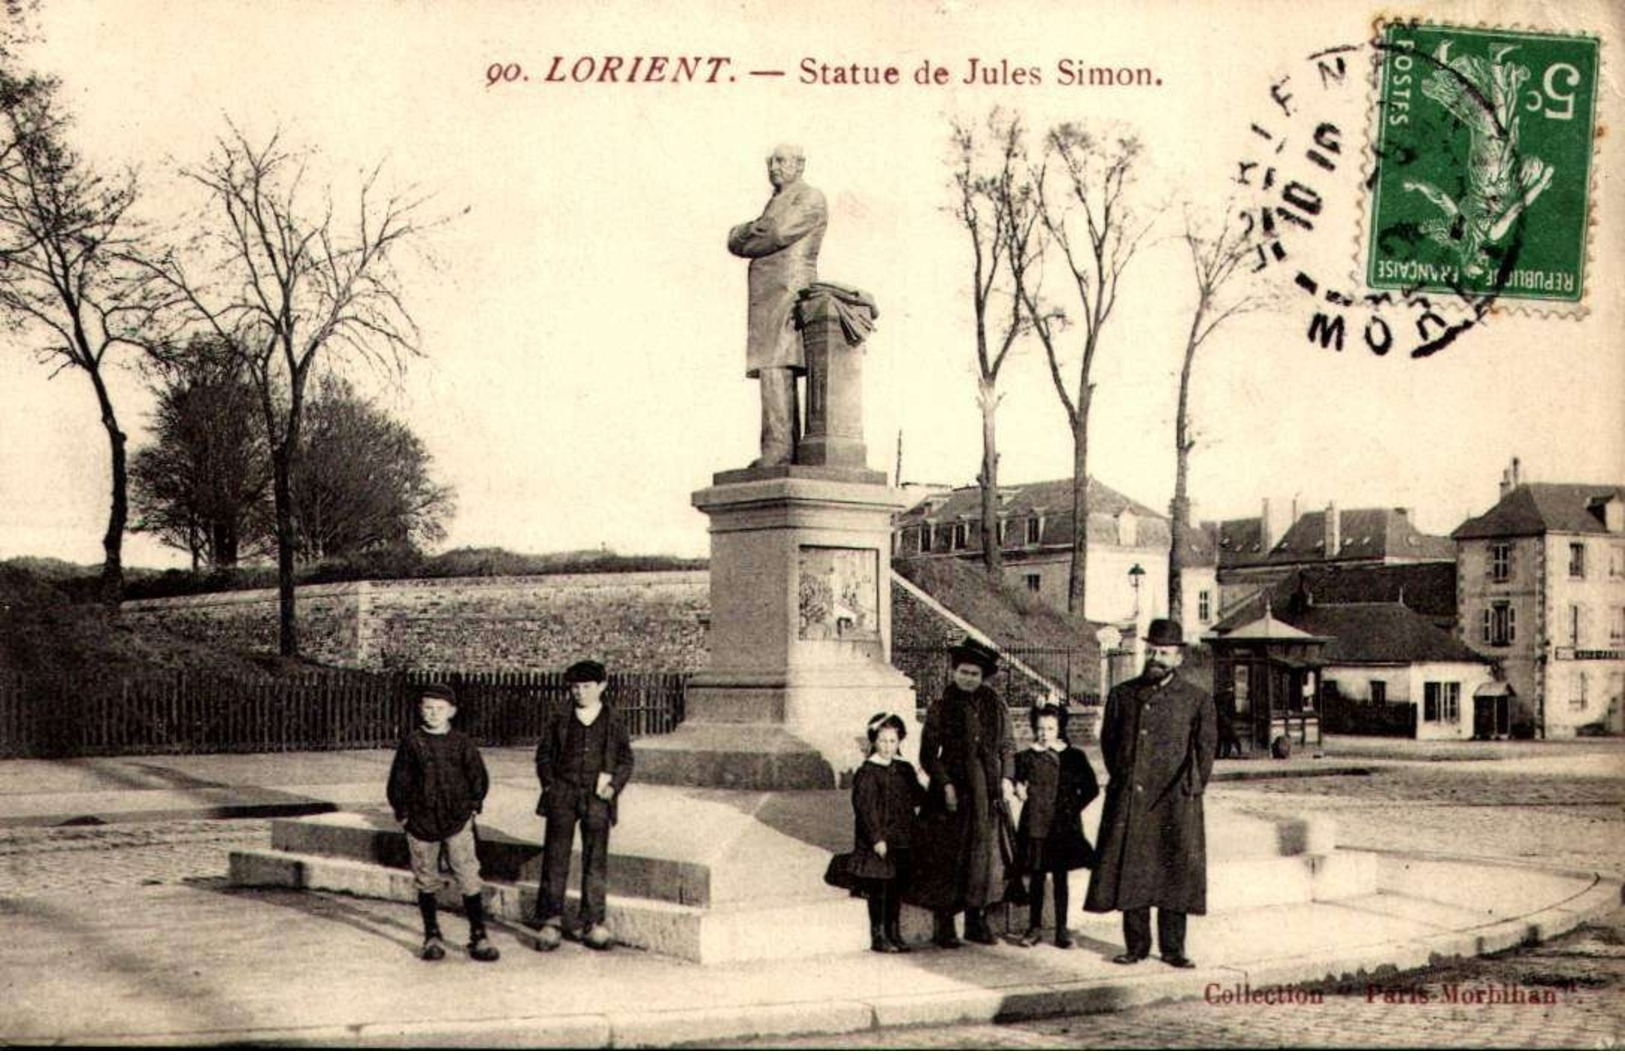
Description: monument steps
227,795,1385,963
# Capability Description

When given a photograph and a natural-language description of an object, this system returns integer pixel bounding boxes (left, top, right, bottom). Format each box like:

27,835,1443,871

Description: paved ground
0,740,1619,1047
751,747,1625,1048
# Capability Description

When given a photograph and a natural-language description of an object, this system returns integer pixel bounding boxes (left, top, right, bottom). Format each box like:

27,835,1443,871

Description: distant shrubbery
6,546,708,604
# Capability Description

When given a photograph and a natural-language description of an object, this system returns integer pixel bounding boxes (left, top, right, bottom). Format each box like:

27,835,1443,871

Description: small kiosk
1205,603,1329,757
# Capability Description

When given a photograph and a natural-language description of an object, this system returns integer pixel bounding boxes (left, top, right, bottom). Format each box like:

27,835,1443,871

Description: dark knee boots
463,893,500,962
417,891,446,961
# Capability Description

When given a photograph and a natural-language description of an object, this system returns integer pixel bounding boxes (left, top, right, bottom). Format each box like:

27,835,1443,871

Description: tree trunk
1169,332,1197,623
271,450,298,657
89,368,127,609
978,376,1002,575
1066,393,1091,615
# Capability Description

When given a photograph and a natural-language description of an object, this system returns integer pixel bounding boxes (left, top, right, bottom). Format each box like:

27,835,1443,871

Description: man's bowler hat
1145,618,1185,648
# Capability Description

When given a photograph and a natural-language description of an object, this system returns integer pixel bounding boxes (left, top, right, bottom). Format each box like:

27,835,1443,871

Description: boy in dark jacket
386,684,498,963
1013,701,1099,948
532,659,634,952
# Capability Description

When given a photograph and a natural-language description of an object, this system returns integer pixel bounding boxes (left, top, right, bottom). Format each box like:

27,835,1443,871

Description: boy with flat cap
532,659,635,951
386,683,500,963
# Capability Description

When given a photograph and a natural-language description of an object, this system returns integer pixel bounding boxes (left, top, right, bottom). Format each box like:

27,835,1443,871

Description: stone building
1451,460,1625,738
892,477,1218,634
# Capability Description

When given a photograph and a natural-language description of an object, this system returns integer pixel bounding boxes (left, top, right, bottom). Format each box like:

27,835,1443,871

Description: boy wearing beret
532,659,635,951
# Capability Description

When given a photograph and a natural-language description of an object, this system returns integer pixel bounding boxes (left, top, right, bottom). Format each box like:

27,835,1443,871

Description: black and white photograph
0,0,1620,1047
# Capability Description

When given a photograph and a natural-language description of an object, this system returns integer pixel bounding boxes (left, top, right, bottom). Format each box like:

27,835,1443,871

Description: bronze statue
727,143,827,466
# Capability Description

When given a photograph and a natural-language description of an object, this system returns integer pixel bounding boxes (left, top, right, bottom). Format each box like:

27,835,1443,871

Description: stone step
270,798,1327,912
230,848,871,964
230,839,1378,963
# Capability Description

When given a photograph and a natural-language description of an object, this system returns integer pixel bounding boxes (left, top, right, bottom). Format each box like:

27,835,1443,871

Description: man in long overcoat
1084,618,1216,968
726,142,827,466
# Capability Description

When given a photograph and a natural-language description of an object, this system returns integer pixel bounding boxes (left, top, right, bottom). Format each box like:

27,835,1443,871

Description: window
1482,602,1516,646
1569,541,1587,578
952,522,969,550
1610,545,1625,579
1488,542,1512,582
1198,590,1212,623
1569,671,1588,712
1233,665,1250,714
918,525,932,553
1569,604,1583,648
1370,681,1387,707
1612,607,1625,647
1423,682,1460,723
1024,573,1041,594
1025,517,1042,546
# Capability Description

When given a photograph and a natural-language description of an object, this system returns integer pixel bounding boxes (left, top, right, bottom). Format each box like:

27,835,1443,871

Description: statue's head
766,143,806,189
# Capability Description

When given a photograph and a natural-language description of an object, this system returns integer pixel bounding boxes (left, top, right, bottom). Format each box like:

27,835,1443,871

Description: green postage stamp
1367,23,1600,305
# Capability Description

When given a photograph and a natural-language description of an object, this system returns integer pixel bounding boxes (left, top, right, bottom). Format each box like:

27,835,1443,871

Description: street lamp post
1128,562,1146,621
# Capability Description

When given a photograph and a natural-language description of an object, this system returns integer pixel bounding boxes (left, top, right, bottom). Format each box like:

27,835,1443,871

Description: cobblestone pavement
756,758,1625,1049
0,819,269,897
2,758,1620,1047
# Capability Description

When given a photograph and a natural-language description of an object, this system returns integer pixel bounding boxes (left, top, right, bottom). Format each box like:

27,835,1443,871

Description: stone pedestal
636,466,916,789
795,281,876,469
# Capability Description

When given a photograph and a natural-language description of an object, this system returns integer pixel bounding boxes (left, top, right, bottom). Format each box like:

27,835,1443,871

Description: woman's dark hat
1145,618,1185,647
564,660,608,684
948,637,999,675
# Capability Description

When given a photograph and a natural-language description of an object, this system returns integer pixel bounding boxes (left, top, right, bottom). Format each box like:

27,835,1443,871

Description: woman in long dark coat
907,638,1015,947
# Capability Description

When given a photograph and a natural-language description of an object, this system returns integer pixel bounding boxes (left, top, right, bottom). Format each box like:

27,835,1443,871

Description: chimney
1500,456,1522,498
1325,501,1340,557
1261,497,1275,551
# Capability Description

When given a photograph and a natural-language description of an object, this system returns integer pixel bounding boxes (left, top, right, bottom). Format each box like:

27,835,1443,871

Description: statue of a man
727,143,827,467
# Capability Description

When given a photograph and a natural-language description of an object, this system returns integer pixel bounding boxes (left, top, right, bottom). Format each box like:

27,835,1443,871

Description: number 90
487,63,523,87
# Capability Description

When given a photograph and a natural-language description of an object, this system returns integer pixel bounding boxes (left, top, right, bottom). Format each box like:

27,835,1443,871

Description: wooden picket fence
0,669,687,759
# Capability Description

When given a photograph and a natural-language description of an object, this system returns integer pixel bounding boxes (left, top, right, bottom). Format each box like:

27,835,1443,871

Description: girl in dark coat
847,712,925,953
908,638,1015,948
1013,701,1099,948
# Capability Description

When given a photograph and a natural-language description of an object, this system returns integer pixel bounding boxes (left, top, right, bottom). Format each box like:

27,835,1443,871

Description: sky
1,0,1620,569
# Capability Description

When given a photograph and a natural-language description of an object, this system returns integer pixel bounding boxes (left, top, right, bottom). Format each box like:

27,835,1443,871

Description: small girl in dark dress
1013,701,1100,948
847,712,926,953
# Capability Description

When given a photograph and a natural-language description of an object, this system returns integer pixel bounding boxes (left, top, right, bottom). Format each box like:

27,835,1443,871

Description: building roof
1287,602,1488,666
896,477,1175,552
1268,508,1455,564
1214,603,1328,643
1215,517,1268,566
1216,563,1458,630
1217,507,1453,569
1451,483,1625,540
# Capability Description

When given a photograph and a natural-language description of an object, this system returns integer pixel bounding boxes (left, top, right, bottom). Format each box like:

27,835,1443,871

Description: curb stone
606,1000,875,1048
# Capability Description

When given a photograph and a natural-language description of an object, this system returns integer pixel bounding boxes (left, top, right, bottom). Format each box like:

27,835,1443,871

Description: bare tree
1168,206,1259,622
947,109,1040,575
0,70,153,606
1012,124,1153,615
141,124,438,655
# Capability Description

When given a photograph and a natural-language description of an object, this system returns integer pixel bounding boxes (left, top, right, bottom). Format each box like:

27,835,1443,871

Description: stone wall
120,583,364,668
122,572,710,673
